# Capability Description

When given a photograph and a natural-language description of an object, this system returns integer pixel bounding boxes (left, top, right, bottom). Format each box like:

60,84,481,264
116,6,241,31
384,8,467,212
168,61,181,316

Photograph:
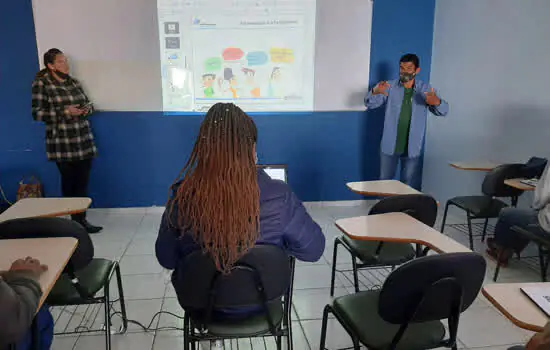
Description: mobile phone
80,102,93,109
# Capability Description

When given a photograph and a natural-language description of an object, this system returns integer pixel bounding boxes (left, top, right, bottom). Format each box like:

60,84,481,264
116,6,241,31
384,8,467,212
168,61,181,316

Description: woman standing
31,48,102,233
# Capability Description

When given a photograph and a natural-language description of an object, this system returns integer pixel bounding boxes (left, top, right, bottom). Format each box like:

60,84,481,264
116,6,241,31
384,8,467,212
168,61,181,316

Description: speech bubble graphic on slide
222,47,245,61
270,48,295,64
204,57,222,72
246,51,268,66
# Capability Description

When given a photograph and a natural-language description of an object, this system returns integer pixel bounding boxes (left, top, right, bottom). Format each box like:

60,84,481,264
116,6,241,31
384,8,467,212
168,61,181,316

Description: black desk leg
416,244,422,257
416,244,431,257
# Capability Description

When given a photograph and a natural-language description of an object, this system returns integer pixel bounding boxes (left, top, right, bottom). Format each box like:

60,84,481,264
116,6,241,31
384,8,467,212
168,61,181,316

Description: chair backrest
481,164,525,197
378,252,486,324
369,194,438,227
173,244,292,311
0,217,93,271
521,157,548,179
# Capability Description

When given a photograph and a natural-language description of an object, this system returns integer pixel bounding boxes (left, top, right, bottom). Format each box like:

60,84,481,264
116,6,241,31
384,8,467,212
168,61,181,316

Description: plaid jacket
31,72,98,162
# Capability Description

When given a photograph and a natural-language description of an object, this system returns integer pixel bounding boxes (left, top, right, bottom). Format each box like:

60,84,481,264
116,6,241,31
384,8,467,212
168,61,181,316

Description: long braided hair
170,103,260,272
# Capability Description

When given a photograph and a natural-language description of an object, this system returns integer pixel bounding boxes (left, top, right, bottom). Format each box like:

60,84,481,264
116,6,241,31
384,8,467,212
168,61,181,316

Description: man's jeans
380,153,421,190
494,208,547,252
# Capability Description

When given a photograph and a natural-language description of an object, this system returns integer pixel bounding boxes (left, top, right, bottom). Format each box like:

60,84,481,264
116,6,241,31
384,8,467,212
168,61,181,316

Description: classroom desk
0,237,78,309
449,161,500,171
505,179,537,192
0,197,91,223
335,212,471,254
482,282,549,332
347,180,421,197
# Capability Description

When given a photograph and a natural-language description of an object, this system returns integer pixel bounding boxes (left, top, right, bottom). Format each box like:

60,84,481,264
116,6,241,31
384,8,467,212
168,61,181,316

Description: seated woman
155,102,325,300
487,163,550,265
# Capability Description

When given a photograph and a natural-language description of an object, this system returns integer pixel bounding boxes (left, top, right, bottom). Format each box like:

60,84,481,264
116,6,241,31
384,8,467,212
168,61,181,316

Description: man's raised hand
425,88,441,106
373,81,391,96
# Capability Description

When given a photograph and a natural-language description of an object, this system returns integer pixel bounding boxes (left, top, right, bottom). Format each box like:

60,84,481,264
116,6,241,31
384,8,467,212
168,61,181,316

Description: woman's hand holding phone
66,105,84,117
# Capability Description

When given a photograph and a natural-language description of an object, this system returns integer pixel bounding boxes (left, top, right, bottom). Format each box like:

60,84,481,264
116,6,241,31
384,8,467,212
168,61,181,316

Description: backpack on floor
17,176,43,201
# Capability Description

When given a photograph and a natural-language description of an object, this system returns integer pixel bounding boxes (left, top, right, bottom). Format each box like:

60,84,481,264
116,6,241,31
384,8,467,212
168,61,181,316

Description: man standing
364,54,449,189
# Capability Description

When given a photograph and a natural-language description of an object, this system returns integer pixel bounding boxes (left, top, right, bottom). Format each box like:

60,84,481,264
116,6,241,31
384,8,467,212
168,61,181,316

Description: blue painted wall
0,0,436,208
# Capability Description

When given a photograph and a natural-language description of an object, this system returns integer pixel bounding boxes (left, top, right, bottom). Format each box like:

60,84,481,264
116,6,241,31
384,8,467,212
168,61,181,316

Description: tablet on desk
521,286,550,317
80,101,93,109
520,178,538,187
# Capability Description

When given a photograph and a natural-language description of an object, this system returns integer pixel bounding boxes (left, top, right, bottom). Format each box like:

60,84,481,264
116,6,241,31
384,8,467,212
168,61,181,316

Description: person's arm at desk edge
0,271,42,346
280,190,326,262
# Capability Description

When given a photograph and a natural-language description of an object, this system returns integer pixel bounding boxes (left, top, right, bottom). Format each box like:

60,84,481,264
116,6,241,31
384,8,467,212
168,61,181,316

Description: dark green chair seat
447,196,507,218
342,236,415,265
47,258,115,305
200,302,284,337
333,291,445,350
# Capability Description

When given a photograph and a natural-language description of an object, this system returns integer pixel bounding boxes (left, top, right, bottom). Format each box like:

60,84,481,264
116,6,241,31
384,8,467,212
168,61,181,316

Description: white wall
32,0,163,111
423,0,550,203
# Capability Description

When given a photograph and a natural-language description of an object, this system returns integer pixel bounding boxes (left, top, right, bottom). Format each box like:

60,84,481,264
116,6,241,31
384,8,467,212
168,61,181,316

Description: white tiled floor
50,202,539,350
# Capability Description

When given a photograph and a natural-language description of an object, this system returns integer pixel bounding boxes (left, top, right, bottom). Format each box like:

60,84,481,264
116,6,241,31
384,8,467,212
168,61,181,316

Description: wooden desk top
483,283,549,332
335,212,471,254
347,180,421,197
0,197,91,223
505,179,536,192
0,237,78,309
450,161,500,171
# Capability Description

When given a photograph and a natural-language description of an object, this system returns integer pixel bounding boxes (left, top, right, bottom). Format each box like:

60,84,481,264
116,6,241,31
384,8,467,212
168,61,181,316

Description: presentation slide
157,0,316,112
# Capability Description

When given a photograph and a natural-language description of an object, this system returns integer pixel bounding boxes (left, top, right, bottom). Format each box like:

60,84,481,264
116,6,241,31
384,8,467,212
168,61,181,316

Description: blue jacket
365,79,449,157
155,169,326,270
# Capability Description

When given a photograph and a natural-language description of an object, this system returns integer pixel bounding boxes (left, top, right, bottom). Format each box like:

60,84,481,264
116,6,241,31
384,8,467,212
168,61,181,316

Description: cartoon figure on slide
242,68,261,98
268,67,283,97
223,67,239,99
202,73,216,98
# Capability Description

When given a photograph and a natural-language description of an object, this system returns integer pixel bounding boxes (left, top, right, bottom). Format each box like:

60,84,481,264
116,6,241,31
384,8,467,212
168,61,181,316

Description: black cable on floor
70,309,185,334
109,310,185,332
